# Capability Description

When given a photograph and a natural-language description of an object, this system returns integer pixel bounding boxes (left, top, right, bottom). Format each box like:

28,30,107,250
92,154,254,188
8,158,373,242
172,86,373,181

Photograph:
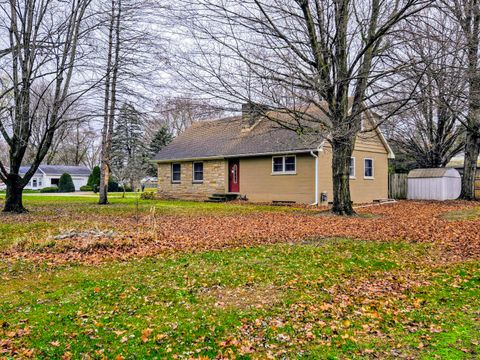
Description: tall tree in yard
99,0,122,205
384,10,465,169
175,0,433,215
442,1,480,199
111,103,147,190
0,0,93,212
97,0,166,204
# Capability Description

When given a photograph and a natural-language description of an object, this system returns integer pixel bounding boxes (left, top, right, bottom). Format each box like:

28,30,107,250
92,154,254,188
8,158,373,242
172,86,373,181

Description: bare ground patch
200,285,282,310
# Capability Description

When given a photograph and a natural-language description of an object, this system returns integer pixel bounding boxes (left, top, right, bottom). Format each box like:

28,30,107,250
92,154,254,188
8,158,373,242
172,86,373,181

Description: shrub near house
58,173,76,193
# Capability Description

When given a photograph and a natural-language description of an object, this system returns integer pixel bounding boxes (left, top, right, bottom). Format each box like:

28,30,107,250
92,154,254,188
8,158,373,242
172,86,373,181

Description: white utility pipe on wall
310,150,319,206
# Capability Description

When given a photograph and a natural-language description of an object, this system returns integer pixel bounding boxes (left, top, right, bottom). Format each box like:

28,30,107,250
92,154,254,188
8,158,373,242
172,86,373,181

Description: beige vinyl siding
320,131,389,203
351,130,389,202
355,130,388,154
239,154,316,203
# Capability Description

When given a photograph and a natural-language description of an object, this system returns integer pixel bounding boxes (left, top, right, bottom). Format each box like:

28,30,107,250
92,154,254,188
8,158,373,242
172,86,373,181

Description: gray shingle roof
19,165,91,176
153,115,325,162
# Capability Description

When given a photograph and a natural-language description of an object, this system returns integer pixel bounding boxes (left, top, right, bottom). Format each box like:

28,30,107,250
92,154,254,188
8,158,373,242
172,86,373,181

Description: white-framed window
364,158,374,179
272,155,296,174
32,179,37,188
38,178,42,187
193,162,204,183
349,157,356,178
171,163,181,183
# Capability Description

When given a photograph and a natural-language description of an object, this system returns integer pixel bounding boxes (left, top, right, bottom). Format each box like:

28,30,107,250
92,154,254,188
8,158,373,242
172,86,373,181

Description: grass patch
0,240,478,359
442,206,480,221
0,194,300,217
0,222,56,249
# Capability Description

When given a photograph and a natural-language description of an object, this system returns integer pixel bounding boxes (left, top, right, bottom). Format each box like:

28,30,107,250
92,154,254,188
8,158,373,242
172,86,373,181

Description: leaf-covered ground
0,196,479,264
0,195,479,359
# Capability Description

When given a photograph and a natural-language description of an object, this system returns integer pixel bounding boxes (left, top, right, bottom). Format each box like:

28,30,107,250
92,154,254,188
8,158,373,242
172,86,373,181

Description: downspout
310,150,319,206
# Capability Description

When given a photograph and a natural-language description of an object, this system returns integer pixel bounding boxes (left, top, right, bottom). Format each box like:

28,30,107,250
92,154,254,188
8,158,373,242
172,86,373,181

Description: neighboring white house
19,165,91,191
407,168,461,201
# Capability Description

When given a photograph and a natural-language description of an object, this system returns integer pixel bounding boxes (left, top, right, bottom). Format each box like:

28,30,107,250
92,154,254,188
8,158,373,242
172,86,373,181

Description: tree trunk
331,138,355,216
99,162,109,204
3,175,26,213
461,131,480,200
99,0,121,206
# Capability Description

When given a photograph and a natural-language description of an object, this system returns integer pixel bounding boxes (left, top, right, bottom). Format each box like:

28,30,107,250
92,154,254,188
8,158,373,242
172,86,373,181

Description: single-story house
153,104,394,204
20,165,91,191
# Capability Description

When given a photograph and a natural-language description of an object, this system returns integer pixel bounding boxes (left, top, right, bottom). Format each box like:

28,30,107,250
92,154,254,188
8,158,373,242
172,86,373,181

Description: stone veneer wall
157,160,226,200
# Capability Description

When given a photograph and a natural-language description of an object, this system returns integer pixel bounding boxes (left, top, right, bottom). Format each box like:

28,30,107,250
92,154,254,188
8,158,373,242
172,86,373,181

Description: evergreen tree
111,103,147,190
87,166,101,188
58,173,76,193
150,126,173,155
146,126,173,176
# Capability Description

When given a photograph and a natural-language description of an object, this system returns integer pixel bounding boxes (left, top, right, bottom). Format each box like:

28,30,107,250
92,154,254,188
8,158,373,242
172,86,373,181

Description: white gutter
310,150,319,206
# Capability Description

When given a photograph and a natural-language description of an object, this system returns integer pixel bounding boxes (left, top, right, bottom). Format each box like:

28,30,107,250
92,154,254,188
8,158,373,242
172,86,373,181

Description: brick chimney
242,102,269,129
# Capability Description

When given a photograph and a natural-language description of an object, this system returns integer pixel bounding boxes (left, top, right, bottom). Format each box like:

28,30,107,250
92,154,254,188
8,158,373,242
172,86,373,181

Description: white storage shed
407,168,461,201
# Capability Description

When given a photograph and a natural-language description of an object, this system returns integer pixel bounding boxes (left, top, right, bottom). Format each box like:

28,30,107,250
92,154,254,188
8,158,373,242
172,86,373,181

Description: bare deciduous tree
384,11,465,169
150,96,225,137
99,0,122,205
173,0,433,215
0,0,93,212
442,0,480,199
53,122,98,166
96,0,167,204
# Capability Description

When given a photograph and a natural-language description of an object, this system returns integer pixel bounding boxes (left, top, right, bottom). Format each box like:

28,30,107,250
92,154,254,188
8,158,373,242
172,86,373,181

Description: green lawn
1,241,478,359
0,196,479,359
443,206,480,221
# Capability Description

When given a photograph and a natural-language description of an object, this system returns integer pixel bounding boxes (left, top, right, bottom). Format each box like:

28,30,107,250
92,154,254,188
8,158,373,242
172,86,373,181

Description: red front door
229,159,240,193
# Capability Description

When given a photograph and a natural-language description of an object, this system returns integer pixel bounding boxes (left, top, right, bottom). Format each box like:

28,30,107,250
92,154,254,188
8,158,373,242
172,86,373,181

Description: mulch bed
1,201,479,264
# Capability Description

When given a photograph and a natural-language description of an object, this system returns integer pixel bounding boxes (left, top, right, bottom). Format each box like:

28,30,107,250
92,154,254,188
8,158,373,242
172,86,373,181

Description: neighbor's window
349,158,356,178
272,155,296,174
364,158,374,178
171,163,181,183
193,162,204,182
32,179,37,187
38,179,42,187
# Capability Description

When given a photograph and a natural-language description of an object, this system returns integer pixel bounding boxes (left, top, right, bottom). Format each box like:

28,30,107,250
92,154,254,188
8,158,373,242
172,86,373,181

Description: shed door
228,159,240,193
